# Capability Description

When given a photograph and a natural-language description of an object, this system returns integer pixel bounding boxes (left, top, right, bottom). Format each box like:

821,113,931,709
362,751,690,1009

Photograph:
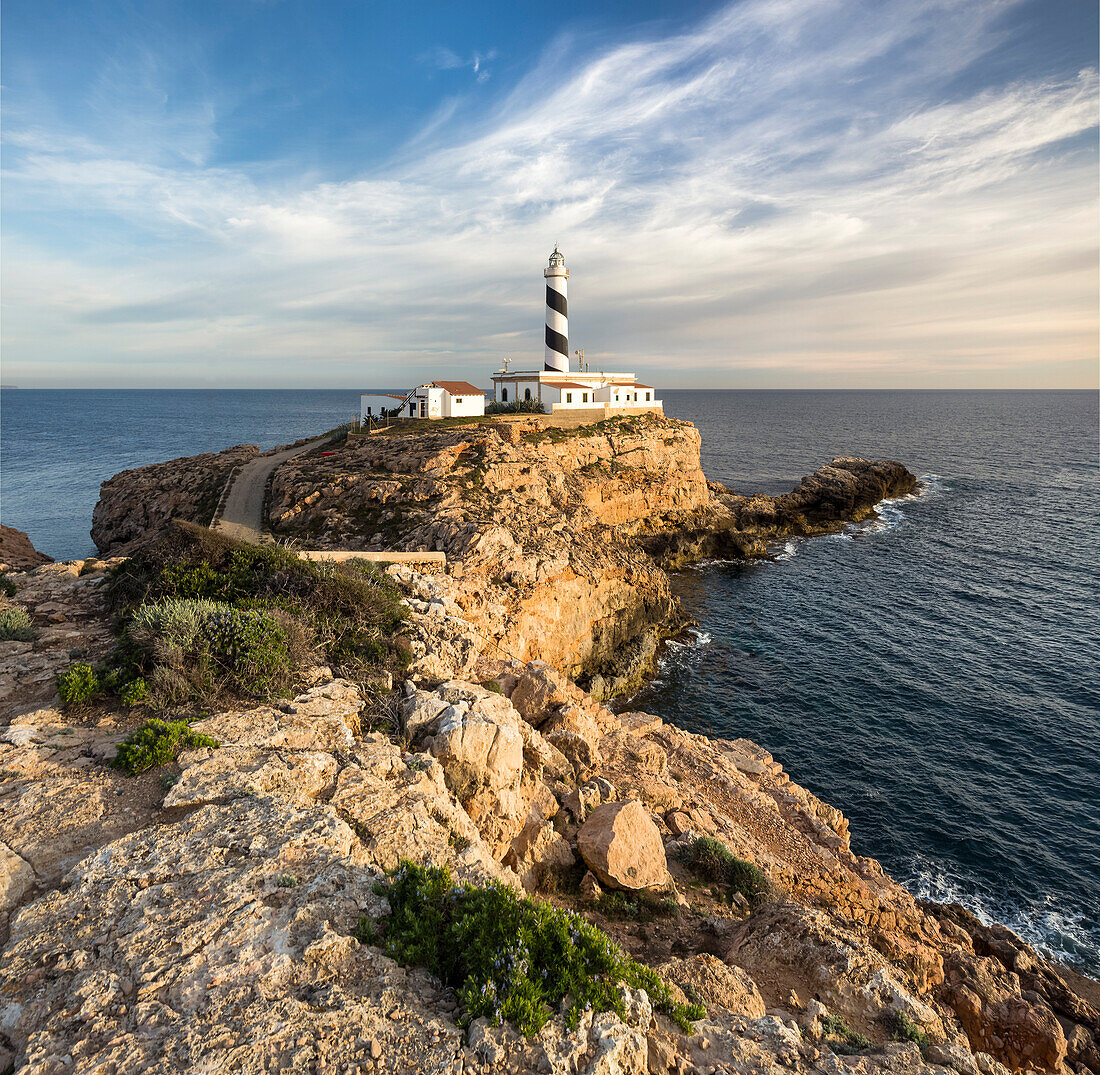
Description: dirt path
213,438,331,544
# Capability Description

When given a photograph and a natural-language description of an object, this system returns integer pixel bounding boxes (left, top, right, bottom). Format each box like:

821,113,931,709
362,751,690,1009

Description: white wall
442,392,485,417
547,386,598,408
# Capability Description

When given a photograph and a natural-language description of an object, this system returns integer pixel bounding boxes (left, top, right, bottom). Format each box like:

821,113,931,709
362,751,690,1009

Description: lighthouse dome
548,246,565,267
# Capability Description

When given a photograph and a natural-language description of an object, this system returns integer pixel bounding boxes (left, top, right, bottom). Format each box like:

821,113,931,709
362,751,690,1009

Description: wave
901,856,1099,976
654,628,713,676
845,472,951,538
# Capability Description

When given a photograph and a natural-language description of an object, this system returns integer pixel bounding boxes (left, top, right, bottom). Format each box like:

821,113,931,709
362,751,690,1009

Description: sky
1,0,1097,389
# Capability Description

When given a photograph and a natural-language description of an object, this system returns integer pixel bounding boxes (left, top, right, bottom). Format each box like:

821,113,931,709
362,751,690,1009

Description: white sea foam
841,472,951,539
902,858,1098,975
652,628,713,677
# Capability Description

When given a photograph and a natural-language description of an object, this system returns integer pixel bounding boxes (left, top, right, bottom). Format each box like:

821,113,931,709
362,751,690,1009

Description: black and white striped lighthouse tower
544,246,569,373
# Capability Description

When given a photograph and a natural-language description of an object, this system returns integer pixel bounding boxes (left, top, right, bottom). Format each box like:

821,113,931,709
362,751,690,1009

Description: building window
502,388,508,402
583,392,588,403
524,388,531,400
409,403,415,416
455,397,463,403
566,392,572,403
645,392,651,401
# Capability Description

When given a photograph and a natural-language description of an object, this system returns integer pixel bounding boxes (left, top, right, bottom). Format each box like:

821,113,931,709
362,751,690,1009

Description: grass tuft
679,836,777,907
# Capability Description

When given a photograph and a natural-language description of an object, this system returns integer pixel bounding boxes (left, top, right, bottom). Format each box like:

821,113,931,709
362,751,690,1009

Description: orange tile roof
430,380,484,395
541,381,591,390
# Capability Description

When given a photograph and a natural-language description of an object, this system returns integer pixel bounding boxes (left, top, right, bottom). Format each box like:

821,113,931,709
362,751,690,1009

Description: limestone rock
657,954,766,1018
0,798,468,1074
91,443,260,555
577,800,668,891
0,841,36,911
0,525,52,572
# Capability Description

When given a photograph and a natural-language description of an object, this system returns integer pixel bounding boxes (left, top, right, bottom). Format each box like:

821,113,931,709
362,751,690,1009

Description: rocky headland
1,414,1095,1075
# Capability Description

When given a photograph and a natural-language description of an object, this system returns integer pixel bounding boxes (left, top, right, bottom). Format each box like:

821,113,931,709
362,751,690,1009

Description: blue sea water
2,388,1098,974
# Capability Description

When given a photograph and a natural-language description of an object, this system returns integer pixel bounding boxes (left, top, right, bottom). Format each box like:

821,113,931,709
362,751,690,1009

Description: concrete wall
442,392,485,418
544,404,664,426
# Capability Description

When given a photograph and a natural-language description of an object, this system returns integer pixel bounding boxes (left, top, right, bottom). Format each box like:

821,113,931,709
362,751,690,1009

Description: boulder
576,800,668,891
656,954,766,1018
0,841,36,912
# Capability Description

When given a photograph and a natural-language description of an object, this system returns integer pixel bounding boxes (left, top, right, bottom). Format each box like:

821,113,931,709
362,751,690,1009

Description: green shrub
485,399,546,415
57,663,100,705
822,1013,871,1051
107,522,407,701
888,1010,928,1047
127,598,297,703
120,678,148,706
680,836,776,906
0,576,17,598
112,718,219,775
367,862,704,1038
592,890,677,922
0,607,34,642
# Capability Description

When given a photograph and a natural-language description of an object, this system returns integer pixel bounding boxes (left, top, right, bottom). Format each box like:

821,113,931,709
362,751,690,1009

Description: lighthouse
544,246,569,373
490,246,662,418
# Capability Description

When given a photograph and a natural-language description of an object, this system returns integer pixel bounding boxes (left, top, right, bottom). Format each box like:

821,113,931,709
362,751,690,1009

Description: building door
420,400,427,418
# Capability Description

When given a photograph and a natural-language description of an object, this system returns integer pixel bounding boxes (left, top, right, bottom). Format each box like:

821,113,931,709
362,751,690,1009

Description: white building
361,381,485,424
491,370,659,414
491,248,662,420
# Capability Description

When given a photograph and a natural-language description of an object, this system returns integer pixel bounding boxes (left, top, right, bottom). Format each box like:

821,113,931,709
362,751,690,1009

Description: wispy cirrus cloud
2,0,1097,387
420,45,498,82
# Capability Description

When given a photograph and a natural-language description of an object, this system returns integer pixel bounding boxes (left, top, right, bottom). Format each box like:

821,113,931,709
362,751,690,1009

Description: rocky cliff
0,526,52,573
91,443,260,556
263,416,916,697
0,559,1096,1075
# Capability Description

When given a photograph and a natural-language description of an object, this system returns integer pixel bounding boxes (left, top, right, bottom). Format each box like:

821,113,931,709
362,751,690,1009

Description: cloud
420,45,498,82
2,0,1097,387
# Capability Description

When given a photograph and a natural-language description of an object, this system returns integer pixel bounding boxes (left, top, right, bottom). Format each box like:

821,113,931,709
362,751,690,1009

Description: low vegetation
888,1010,928,1047
102,521,408,708
0,606,34,642
57,662,101,705
679,836,777,907
591,889,678,922
0,576,18,598
364,862,705,1037
821,1013,872,1052
112,718,220,775
485,399,546,415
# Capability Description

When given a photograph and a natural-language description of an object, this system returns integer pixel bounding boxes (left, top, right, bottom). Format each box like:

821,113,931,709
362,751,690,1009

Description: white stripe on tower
544,246,569,373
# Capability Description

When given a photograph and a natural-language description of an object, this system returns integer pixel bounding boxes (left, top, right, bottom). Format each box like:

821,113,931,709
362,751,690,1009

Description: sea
2,387,1098,976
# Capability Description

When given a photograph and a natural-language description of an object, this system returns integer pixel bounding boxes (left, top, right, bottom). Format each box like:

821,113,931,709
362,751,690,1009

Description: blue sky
2,0,1097,388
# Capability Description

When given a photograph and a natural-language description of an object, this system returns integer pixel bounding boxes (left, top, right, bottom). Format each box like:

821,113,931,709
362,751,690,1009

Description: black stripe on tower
545,325,568,357
545,285,567,317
